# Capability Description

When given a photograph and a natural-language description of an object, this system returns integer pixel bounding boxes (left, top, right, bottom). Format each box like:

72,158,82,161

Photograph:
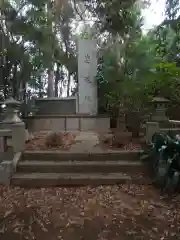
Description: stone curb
22,150,143,161
0,152,22,185
12,152,22,172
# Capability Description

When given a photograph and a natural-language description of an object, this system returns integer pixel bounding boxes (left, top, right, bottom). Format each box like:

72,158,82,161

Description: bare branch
72,0,86,21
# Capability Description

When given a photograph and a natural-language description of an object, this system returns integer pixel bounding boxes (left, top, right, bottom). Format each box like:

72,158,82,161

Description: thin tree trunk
67,71,71,97
38,76,43,98
59,66,63,96
47,1,54,98
64,41,70,97
21,81,27,118
22,82,26,101
47,68,54,97
12,64,18,98
55,62,60,97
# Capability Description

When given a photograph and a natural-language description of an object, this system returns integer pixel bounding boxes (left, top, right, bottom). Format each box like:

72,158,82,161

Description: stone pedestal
151,109,168,122
12,122,26,152
35,97,78,115
146,122,160,143
117,114,126,131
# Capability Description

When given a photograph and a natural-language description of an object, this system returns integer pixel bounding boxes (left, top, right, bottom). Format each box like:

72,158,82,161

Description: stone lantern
0,96,26,153
150,97,169,122
2,97,22,124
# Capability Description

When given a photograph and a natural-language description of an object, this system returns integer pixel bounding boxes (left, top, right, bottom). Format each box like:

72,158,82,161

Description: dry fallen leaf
0,185,179,239
25,131,76,151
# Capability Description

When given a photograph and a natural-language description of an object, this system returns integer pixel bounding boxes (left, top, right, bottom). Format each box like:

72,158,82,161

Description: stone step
161,128,180,135
22,150,142,162
11,172,150,187
17,160,145,174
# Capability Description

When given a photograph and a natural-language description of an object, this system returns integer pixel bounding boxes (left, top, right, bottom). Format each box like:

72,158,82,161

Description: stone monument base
35,97,78,115
24,115,110,132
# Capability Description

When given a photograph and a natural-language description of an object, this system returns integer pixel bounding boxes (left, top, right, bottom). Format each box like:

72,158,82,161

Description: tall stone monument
78,39,98,115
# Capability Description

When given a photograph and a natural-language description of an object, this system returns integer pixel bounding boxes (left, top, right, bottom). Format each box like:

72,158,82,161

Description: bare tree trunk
46,1,55,98
55,62,60,97
67,71,71,97
59,66,63,96
131,110,140,138
47,68,54,97
54,74,58,97
38,76,44,98
64,40,71,97
12,64,18,98
21,81,27,118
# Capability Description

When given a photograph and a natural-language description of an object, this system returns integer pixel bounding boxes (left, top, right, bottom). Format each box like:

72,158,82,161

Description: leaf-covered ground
25,132,76,151
98,132,144,150
0,185,179,239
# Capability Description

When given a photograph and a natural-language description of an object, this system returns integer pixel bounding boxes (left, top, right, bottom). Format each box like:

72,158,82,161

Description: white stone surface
96,118,110,131
32,118,65,132
71,132,100,153
66,118,79,131
51,118,65,131
78,39,98,115
81,118,95,131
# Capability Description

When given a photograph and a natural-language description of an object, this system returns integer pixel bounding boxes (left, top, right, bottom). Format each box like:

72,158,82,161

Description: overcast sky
142,0,166,31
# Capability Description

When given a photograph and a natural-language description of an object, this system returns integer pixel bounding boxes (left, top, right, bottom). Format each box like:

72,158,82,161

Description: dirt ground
0,184,179,239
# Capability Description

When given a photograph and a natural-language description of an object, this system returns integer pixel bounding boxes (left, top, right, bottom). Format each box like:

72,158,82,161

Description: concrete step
17,160,145,174
11,172,150,187
22,150,142,162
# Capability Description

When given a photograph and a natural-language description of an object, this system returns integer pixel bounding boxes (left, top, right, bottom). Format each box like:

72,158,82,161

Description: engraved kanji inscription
84,76,92,84
85,96,92,101
84,54,91,64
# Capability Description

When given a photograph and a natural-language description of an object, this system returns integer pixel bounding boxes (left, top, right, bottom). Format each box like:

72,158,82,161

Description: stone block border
24,115,110,132
0,152,22,184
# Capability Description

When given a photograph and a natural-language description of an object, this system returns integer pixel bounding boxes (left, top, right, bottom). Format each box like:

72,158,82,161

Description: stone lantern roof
151,97,169,103
3,97,22,107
